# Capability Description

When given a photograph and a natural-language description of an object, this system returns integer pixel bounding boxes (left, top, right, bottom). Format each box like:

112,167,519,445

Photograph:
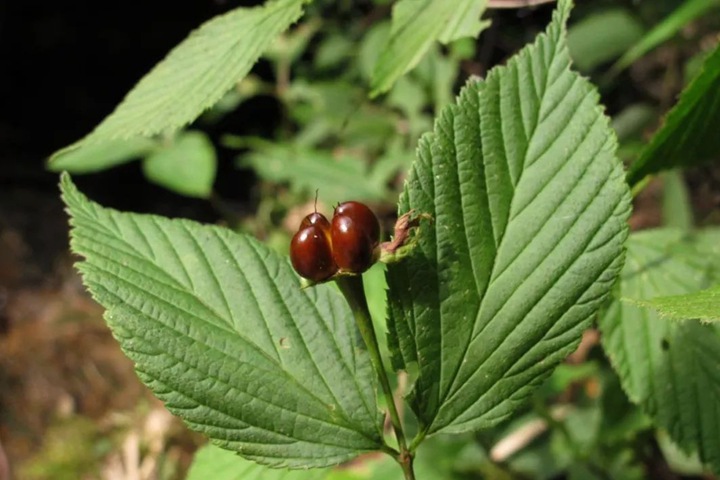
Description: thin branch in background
487,0,556,9
490,405,570,462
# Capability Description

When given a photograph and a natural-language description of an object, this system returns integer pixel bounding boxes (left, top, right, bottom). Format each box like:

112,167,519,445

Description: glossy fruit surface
333,201,381,247
300,212,331,231
290,225,337,281
331,214,375,273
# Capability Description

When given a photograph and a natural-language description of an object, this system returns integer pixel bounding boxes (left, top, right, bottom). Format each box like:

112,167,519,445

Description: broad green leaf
370,0,490,97
142,131,217,198
386,0,631,436
60,174,383,468
62,0,306,147
599,229,720,472
610,0,720,76
636,284,720,323
626,42,720,186
187,444,330,480
567,8,644,71
237,139,388,204
48,137,157,173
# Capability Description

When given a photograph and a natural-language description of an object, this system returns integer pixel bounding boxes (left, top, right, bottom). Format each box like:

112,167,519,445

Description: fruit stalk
335,275,415,480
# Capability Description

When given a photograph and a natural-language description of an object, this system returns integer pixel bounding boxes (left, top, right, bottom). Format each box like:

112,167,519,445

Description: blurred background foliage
2,0,720,478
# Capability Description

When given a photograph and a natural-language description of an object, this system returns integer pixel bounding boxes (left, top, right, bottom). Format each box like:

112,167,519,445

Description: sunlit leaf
57,0,307,149
370,0,490,96
61,173,383,468
48,138,157,173
386,0,631,435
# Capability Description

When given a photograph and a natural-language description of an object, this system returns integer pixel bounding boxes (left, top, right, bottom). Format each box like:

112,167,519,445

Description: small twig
487,0,555,9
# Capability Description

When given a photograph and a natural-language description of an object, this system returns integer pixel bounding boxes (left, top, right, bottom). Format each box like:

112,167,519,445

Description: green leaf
567,8,644,71
61,0,306,147
48,137,157,173
370,0,490,97
599,228,720,472
634,283,720,323
610,0,720,76
386,0,631,435
142,131,217,198
626,42,720,186
187,444,330,480
60,173,383,468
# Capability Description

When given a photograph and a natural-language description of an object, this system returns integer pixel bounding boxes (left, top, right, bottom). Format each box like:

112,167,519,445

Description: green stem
335,275,415,480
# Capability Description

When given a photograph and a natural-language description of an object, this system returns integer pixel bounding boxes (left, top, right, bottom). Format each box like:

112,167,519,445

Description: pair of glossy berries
290,201,381,282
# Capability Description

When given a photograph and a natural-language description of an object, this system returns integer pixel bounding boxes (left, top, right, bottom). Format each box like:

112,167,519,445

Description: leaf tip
59,171,91,219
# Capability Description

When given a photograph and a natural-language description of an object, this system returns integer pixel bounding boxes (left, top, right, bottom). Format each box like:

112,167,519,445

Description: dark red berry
331,214,375,273
333,201,381,247
290,225,337,281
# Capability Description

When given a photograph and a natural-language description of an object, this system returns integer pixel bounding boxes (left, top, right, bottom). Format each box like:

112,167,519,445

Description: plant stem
335,275,415,480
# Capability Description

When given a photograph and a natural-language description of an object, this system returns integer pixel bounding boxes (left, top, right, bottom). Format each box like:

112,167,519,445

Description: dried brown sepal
379,210,432,264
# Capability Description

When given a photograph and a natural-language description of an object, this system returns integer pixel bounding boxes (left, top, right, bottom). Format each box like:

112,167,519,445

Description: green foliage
635,284,720,323
67,0,307,147
236,138,389,205
61,173,383,468
52,0,720,477
142,131,217,198
627,42,720,185
386,0,631,436
370,0,490,96
610,0,720,76
600,229,720,472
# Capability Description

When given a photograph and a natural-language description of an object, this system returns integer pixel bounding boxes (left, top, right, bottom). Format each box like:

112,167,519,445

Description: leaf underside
386,0,631,436
61,173,382,468
600,229,720,473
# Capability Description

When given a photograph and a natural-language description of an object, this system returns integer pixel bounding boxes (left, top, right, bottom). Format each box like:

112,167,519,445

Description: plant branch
335,275,415,480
